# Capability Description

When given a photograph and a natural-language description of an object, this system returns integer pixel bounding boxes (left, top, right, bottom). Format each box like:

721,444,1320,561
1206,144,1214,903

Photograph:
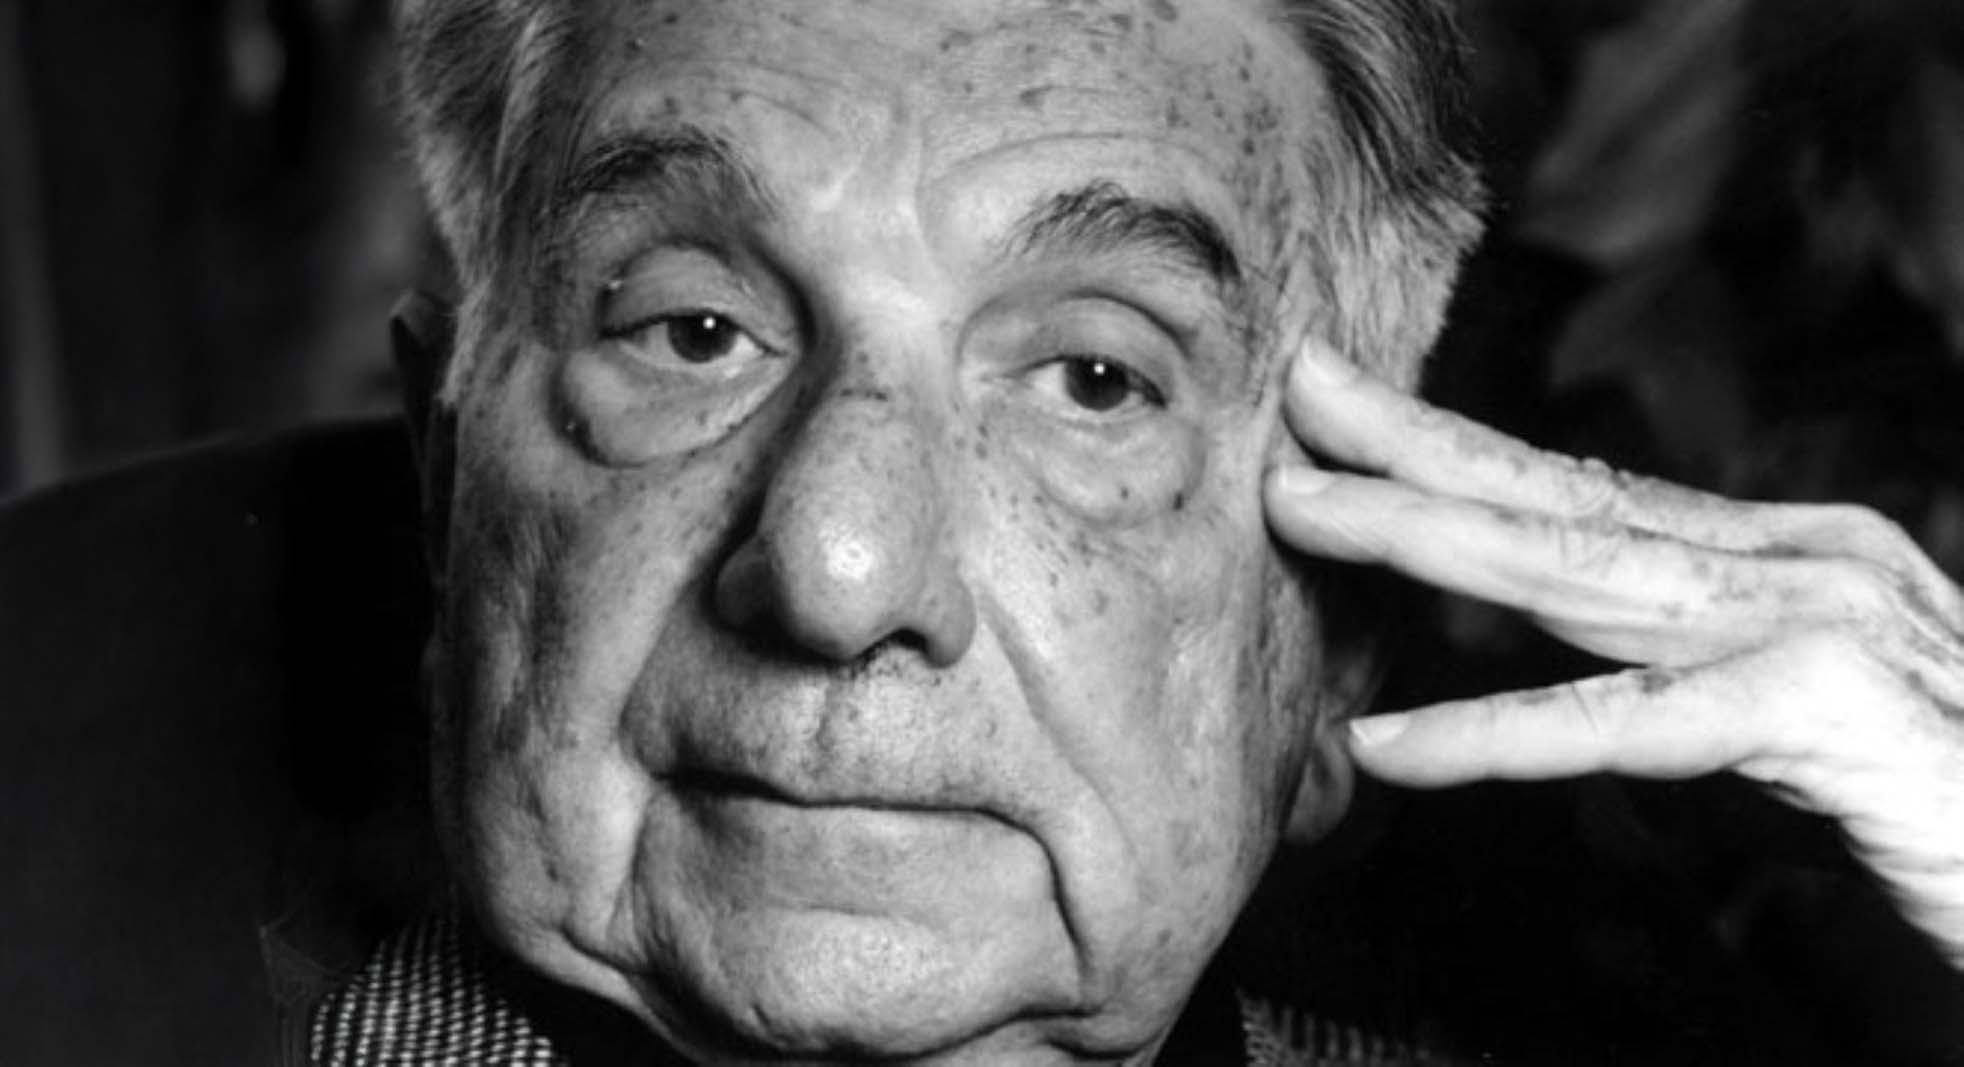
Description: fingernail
1275,465,1338,496
1348,713,1409,748
1293,337,1360,389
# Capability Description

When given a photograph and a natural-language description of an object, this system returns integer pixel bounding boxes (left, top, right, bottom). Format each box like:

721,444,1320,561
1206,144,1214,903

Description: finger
1345,672,1738,788
1343,652,1798,788
1350,630,1964,786
1348,637,1964,965
1284,338,1795,552
1265,465,1855,665
1289,340,1964,632
1776,503,1964,629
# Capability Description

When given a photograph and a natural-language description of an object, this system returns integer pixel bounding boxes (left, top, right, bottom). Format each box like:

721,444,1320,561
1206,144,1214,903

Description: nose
713,376,976,667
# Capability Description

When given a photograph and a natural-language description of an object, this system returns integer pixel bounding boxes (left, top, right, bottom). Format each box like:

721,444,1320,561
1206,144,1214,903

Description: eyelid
600,306,768,351
1029,300,1181,384
594,243,794,349
996,268,1215,350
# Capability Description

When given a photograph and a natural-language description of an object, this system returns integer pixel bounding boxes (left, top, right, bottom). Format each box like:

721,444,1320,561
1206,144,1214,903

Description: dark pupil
666,314,740,363
1063,357,1134,412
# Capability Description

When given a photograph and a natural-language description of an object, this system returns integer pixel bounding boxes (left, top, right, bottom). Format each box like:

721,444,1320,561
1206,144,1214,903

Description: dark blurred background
3,0,1964,1062
0,0,429,493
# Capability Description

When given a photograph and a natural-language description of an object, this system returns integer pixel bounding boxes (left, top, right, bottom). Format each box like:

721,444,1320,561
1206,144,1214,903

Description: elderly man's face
437,0,1345,1060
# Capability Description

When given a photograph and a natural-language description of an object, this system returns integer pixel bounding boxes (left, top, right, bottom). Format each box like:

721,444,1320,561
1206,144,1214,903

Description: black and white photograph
2,1,1961,1063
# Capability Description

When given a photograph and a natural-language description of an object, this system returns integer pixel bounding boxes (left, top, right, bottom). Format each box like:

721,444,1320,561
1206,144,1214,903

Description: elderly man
291,0,1964,1061
3,0,1960,1063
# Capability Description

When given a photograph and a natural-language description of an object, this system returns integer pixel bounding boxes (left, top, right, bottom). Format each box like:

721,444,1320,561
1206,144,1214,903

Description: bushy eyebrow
1003,181,1245,294
551,124,780,231
550,134,1246,311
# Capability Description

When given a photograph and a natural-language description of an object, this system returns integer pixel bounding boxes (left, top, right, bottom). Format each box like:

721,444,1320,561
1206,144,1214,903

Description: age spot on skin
1149,0,1178,21
1636,668,1678,697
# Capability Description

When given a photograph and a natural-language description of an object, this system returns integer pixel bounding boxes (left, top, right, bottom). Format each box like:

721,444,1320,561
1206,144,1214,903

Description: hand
1263,339,1964,968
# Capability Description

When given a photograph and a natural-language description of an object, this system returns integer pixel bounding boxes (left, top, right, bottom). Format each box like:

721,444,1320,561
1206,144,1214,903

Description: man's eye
1032,355,1166,415
610,312,769,368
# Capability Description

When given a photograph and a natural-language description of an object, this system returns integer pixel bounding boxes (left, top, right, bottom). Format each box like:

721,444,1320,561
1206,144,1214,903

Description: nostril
710,528,901,663
711,524,975,667
916,564,976,667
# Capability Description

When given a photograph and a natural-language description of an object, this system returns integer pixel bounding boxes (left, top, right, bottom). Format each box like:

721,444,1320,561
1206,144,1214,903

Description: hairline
406,0,1483,401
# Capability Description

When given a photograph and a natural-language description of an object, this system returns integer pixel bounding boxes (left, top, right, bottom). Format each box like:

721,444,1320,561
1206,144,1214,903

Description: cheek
439,347,770,918
1238,551,1325,829
975,402,1272,779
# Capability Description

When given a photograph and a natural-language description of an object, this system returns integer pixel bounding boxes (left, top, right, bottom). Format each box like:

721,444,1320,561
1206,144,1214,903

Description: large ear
391,290,459,592
1280,566,1397,846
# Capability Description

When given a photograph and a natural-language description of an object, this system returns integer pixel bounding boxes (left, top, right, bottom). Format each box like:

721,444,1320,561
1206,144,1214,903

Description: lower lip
668,784,1039,915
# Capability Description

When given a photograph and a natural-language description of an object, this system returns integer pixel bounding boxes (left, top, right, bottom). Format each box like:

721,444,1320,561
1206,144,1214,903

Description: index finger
1285,338,1776,550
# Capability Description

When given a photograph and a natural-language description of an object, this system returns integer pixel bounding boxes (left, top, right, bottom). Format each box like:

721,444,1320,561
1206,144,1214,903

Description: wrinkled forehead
552,0,1329,289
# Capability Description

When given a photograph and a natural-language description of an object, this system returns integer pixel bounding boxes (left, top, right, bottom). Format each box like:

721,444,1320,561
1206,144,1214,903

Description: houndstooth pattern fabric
1238,992,1463,1067
308,905,567,1066
308,905,1455,1066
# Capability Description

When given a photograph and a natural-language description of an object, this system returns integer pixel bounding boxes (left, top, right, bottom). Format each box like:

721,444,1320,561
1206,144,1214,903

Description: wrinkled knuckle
1562,455,1628,520
1565,680,1619,745
1550,516,1622,578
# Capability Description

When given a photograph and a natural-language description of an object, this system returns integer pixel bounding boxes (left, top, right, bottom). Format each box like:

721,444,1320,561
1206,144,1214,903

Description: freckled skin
435,1,1353,1063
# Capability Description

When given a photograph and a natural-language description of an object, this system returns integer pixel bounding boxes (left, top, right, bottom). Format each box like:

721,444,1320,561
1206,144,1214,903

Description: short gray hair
392,0,1483,396
1277,0,1485,386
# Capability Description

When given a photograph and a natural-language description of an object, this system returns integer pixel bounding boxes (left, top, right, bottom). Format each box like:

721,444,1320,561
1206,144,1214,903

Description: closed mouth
667,766,963,817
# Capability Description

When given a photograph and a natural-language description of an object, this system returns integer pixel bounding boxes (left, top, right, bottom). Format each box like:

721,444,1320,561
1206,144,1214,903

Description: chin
637,911,1087,1062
